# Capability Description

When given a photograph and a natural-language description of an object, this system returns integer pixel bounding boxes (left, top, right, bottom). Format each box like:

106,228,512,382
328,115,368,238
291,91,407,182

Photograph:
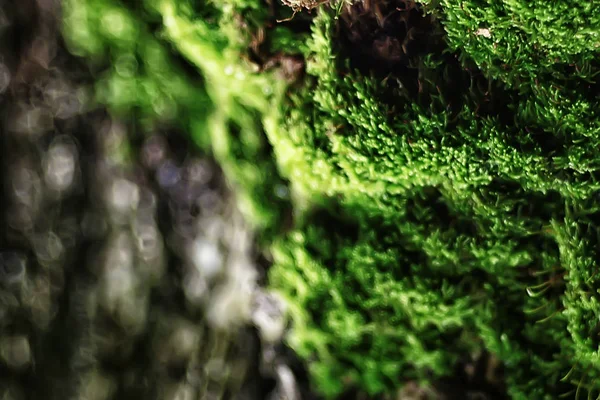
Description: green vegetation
62,0,600,398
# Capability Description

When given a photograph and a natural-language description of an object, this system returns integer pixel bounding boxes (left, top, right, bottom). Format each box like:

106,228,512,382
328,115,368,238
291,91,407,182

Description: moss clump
433,0,600,88
61,0,600,398
269,3,600,398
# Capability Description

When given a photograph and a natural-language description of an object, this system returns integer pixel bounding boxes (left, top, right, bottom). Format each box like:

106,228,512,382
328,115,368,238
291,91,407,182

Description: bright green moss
432,0,600,89
269,208,480,397
62,0,600,398
267,4,600,398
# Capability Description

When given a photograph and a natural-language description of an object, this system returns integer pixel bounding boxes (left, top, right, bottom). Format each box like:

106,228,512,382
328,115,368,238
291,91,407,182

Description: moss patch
61,0,600,398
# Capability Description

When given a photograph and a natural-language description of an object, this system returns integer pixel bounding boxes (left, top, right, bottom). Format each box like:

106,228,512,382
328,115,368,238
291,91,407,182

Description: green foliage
433,0,600,89
62,0,600,398
269,207,481,397
267,3,600,398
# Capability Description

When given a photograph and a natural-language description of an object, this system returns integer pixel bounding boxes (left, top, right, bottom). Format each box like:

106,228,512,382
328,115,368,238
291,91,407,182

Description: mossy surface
61,0,600,398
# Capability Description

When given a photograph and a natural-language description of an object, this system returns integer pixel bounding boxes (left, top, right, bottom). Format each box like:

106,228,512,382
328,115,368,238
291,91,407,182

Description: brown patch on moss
336,0,457,117
236,6,308,85
335,0,515,124
243,24,306,83
433,351,507,400
278,0,330,22
338,0,444,78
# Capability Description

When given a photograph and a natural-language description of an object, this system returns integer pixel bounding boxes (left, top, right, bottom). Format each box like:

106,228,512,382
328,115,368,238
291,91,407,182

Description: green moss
62,0,600,398
267,4,600,398
433,0,600,89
